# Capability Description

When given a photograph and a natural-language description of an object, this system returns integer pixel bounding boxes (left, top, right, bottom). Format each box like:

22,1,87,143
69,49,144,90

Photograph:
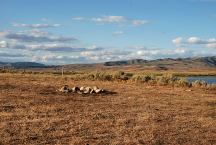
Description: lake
187,76,216,84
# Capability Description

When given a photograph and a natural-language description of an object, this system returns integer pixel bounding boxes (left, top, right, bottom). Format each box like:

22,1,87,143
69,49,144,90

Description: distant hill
0,62,46,69
51,56,216,72
0,56,216,71
195,56,216,67
104,59,148,66
104,56,216,68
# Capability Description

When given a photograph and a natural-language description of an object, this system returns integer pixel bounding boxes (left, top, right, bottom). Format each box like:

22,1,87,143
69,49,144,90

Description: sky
0,0,216,64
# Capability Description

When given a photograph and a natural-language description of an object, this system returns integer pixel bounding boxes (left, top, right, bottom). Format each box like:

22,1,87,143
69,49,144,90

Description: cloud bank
0,31,76,43
12,23,61,28
173,37,216,48
73,15,149,27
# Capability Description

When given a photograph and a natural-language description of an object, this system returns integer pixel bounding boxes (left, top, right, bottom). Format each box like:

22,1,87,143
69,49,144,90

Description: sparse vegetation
0,73,215,144
37,71,214,88
192,80,208,88
1,70,215,88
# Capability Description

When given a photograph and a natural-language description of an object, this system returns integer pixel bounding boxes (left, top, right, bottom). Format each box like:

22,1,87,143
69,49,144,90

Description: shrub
112,71,132,81
192,80,207,88
86,74,95,80
69,71,212,89
131,75,142,82
131,74,155,83
156,74,177,85
93,72,113,81
175,78,191,87
113,71,125,80
142,75,152,82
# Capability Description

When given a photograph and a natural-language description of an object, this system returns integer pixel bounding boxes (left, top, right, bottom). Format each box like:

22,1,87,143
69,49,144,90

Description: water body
187,76,216,84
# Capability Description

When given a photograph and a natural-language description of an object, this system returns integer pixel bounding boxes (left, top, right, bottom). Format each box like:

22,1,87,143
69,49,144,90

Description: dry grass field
0,73,215,144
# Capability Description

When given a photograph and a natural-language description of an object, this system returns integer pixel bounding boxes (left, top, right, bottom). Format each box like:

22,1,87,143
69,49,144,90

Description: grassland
0,73,215,144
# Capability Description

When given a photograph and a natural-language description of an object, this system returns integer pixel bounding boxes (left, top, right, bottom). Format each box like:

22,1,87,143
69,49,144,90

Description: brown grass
0,73,215,144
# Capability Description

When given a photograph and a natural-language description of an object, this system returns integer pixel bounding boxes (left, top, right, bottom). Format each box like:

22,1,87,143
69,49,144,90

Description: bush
156,74,177,85
113,71,124,79
69,71,212,89
131,74,155,83
86,74,95,80
175,78,191,87
192,80,207,88
93,72,113,81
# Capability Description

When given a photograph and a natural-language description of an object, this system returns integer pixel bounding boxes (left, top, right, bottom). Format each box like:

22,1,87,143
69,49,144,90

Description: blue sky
0,0,216,64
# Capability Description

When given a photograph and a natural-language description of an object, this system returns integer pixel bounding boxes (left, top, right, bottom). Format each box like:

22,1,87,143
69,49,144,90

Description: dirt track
0,74,215,144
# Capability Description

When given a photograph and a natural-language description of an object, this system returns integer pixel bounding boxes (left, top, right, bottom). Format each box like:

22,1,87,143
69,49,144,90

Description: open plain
0,73,215,144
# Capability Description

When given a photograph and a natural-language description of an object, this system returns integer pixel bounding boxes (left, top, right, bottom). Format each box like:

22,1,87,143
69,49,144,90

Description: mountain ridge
0,56,216,71
104,56,216,67
0,62,46,69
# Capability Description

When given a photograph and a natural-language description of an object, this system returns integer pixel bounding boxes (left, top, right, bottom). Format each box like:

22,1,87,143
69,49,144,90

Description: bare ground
0,73,215,145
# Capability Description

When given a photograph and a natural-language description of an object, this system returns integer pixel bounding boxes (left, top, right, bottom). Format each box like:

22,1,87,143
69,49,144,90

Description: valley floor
0,73,215,144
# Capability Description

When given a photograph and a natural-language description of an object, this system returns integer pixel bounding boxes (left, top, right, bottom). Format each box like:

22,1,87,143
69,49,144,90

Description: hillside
104,56,216,67
0,62,46,69
1,56,216,71
102,56,216,71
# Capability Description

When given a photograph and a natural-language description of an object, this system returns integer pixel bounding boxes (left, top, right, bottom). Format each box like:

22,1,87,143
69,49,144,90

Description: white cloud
208,38,216,43
0,41,28,50
80,46,190,62
187,37,205,44
173,36,216,48
172,37,183,45
26,43,103,52
81,50,130,61
0,30,76,43
73,15,149,27
136,49,159,56
173,48,186,54
28,44,86,52
136,48,187,57
0,41,7,48
32,54,86,64
132,20,149,26
72,17,85,21
206,43,216,48
0,38,104,53
12,23,61,28
113,31,124,36
91,16,126,23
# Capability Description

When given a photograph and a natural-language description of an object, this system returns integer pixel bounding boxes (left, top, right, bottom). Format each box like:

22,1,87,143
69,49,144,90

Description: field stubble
0,73,215,144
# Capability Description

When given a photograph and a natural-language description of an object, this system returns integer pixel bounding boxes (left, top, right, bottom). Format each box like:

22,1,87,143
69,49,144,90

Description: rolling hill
0,62,46,69
104,56,216,67
0,56,216,71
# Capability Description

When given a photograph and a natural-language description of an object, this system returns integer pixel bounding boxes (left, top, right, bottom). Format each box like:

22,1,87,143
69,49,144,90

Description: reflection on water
187,76,216,84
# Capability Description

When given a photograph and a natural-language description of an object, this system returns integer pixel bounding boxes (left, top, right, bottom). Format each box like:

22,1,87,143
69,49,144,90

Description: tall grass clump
156,74,177,85
174,78,191,87
131,74,156,83
91,72,113,81
192,80,207,88
69,71,132,81
112,71,131,81
155,74,191,87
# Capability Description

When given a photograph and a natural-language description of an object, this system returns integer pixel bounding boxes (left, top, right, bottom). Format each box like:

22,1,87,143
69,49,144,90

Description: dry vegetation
0,73,216,144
